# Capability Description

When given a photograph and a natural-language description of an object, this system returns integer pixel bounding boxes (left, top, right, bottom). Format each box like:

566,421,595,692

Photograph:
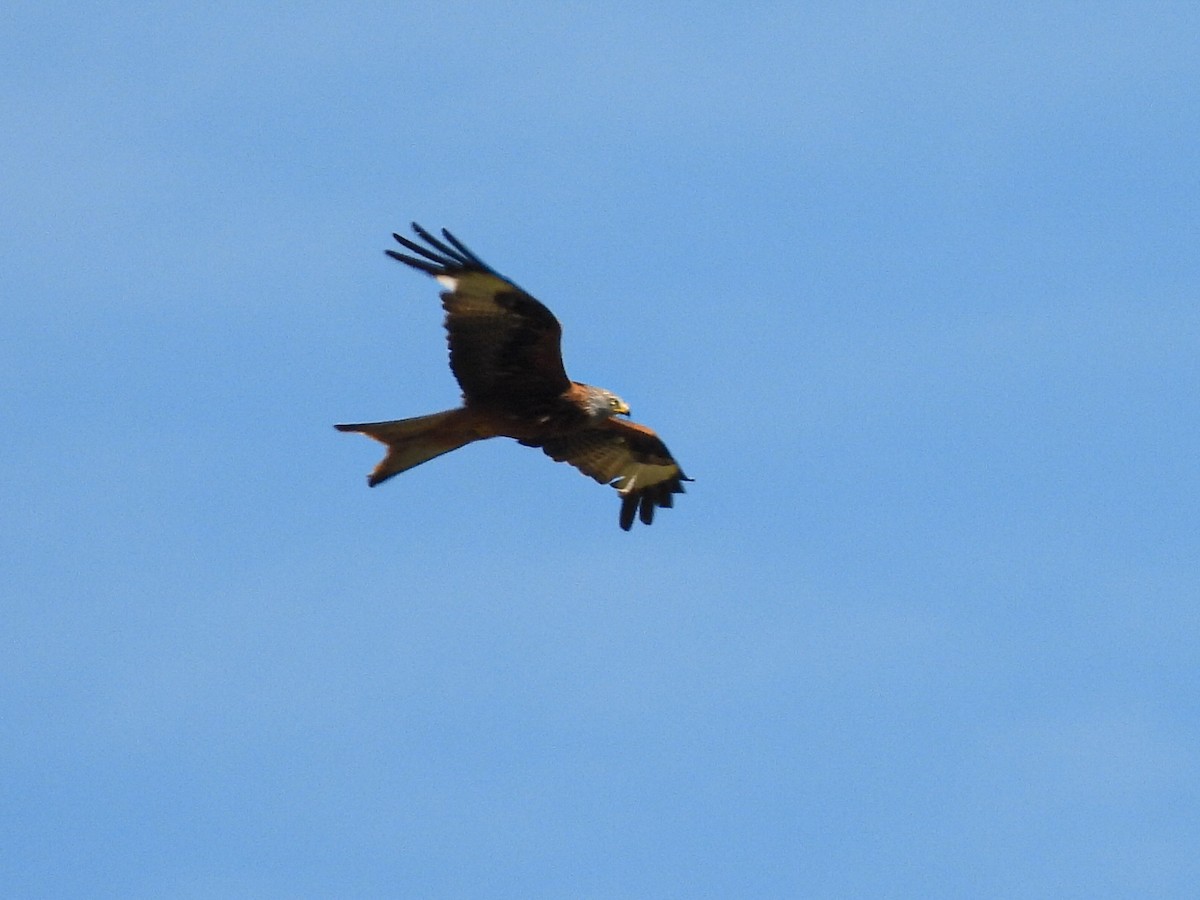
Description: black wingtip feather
385,249,442,275
386,223,495,277
613,475,691,530
620,495,637,531
440,228,485,267
410,223,470,266
391,232,448,265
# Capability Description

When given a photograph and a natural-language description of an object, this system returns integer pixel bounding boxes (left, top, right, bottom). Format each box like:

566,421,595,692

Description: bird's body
336,224,689,530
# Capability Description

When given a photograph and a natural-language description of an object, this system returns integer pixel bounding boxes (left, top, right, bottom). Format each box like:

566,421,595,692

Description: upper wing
387,223,571,409
530,417,691,530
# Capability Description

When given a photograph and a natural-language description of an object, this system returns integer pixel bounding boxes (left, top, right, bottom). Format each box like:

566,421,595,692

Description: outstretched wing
387,223,571,410
530,418,691,530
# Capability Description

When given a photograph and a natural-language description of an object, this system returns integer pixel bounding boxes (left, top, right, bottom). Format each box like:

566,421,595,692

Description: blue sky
4,3,1199,896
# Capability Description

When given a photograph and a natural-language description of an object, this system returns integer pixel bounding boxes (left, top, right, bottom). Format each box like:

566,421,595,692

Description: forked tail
334,409,477,486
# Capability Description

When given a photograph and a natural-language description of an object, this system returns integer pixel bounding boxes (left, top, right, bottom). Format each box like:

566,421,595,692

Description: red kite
336,224,689,530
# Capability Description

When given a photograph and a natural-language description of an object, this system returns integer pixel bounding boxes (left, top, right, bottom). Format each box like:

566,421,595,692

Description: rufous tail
334,409,477,486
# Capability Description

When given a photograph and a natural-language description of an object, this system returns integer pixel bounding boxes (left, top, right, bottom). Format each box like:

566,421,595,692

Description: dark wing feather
387,224,571,408
532,418,690,530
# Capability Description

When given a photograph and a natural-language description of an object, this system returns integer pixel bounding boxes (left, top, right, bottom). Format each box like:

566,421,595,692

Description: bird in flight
336,223,689,530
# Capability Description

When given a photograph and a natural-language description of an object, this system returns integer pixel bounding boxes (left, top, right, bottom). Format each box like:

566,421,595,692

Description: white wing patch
435,275,459,290
614,461,677,494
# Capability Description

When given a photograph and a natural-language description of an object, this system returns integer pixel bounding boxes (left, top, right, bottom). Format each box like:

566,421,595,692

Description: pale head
579,385,631,422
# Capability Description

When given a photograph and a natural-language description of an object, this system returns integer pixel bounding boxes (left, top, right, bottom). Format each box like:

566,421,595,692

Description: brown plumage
336,223,690,530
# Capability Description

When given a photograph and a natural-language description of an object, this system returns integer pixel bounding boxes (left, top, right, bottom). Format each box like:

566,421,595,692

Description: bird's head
582,386,631,421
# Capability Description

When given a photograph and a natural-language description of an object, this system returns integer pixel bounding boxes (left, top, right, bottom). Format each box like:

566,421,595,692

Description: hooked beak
616,401,631,416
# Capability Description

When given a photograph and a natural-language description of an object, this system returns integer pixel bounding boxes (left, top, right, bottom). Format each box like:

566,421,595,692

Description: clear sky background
4,3,1198,897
